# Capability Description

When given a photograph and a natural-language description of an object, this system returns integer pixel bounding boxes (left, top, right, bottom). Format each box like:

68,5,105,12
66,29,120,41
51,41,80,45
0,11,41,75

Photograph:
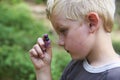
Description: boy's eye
59,29,68,35
60,29,66,33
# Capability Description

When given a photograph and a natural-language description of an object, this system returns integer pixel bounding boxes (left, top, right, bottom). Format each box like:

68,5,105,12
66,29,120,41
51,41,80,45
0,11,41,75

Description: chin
71,55,85,61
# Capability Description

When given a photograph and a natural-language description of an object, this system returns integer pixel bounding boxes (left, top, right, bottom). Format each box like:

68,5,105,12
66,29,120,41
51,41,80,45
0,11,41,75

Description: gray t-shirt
60,60,120,80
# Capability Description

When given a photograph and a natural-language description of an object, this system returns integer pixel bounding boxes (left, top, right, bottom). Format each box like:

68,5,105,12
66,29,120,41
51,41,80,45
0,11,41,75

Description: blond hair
46,0,116,32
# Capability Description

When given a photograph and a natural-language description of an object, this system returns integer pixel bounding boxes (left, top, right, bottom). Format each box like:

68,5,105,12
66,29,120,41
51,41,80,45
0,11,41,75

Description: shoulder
63,60,82,72
65,60,83,69
106,67,120,80
60,60,78,80
60,60,83,78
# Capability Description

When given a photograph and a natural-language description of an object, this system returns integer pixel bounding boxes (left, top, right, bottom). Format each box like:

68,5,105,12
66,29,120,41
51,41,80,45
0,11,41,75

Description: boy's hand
29,37,52,70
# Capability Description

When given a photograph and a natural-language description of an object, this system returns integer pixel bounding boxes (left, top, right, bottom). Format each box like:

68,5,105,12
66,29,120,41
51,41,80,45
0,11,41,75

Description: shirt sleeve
106,67,120,80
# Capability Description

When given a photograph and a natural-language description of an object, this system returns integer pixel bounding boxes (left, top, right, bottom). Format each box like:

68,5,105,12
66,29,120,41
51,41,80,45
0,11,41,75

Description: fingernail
45,40,51,47
43,48,46,52
41,55,45,58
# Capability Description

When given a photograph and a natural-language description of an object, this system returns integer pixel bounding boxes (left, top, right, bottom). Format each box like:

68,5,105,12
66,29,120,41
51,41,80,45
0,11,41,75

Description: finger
37,38,46,51
45,40,52,57
29,48,38,58
37,37,52,57
33,44,45,58
42,34,52,56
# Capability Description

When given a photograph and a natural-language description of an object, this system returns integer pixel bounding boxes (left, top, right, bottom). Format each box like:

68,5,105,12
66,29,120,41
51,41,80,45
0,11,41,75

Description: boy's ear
87,12,99,33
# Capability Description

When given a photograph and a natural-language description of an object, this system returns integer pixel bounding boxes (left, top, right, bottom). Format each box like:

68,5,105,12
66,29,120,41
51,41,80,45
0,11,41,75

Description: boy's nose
57,34,65,46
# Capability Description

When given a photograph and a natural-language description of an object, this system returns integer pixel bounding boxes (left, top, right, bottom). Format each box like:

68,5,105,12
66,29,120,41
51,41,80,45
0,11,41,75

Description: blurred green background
0,0,120,80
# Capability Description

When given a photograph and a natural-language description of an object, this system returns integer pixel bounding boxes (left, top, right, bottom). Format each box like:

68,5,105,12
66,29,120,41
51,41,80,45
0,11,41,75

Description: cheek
67,38,92,60
65,27,90,59
67,39,86,53
67,26,89,48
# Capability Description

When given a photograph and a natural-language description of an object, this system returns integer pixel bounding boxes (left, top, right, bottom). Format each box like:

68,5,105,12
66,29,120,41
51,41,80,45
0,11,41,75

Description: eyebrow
56,25,67,31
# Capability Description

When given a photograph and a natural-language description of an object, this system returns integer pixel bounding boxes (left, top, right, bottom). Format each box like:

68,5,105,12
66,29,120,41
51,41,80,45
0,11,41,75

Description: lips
65,48,69,53
64,46,70,53
66,50,69,53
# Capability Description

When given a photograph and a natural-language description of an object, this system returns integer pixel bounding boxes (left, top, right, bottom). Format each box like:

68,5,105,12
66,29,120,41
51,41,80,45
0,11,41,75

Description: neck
87,31,120,66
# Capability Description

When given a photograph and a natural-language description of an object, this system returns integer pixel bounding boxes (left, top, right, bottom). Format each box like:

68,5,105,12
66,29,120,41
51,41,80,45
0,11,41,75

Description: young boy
29,0,120,80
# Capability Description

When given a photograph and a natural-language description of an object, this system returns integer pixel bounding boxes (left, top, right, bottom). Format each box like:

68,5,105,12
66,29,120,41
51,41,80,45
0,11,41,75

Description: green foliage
52,47,71,80
0,3,48,49
0,2,71,80
116,1,120,15
35,0,47,4
113,22,120,31
0,0,23,4
0,45,35,80
0,2,47,80
113,41,120,54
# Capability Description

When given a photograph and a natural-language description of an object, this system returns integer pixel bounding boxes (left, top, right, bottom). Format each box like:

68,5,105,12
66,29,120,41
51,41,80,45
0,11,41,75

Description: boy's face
50,13,94,60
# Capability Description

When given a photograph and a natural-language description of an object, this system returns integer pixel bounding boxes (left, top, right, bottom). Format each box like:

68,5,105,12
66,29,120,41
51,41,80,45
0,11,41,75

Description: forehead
50,13,82,31
50,13,69,27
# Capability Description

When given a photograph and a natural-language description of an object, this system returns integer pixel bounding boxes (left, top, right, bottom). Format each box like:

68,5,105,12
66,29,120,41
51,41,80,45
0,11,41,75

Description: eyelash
59,29,68,35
